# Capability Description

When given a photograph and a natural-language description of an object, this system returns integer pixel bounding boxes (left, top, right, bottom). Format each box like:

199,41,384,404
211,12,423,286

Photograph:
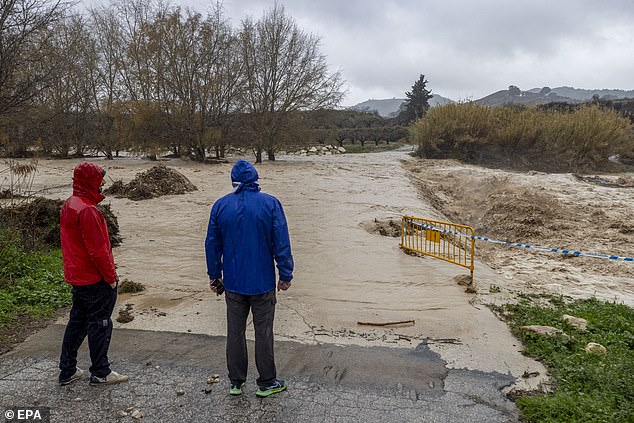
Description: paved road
0,325,519,422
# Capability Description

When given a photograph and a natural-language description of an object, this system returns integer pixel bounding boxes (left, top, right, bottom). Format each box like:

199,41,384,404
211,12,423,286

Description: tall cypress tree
401,74,432,124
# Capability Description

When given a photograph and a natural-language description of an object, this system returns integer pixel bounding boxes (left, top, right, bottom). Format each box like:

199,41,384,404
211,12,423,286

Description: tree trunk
218,142,226,158
194,146,206,161
267,149,275,161
255,148,262,164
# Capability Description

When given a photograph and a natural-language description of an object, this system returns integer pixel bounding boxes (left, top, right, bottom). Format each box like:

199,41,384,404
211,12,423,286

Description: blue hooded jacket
205,160,294,295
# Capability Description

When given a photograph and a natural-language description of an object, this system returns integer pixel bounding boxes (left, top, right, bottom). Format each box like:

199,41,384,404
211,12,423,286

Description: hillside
349,94,454,117
476,86,634,107
349,86,634,114
474,89,581,106
527,86,634,101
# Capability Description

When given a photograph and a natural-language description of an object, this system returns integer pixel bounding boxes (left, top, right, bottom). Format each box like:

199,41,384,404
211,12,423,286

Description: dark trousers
59,281,117,380
225,290,277,387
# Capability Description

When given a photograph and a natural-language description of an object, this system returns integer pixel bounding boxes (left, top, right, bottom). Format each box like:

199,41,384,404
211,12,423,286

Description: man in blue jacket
205,160,294,397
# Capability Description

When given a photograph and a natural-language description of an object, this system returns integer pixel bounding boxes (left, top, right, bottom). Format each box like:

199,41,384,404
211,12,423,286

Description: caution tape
404,218,634,262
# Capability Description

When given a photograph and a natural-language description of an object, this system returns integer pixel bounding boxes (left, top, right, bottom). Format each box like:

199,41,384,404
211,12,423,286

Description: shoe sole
59,371,85,386
90,378,129,386
256,385,287,397
59,375,83,386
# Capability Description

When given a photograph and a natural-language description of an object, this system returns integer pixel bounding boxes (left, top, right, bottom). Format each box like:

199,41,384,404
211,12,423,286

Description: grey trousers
225,290,277,387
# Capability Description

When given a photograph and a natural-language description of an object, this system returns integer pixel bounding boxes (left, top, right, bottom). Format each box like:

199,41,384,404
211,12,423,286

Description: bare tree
199,5,243,160
0,0,70,118
90,4,129,158
2,1,346,161
117,2,241,160
113,0,177,154
239,3,344,162
35,14,101,157
156,6,215,159
114,0,157,102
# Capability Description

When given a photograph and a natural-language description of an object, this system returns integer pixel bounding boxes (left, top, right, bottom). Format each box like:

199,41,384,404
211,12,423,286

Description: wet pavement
1,325,519,422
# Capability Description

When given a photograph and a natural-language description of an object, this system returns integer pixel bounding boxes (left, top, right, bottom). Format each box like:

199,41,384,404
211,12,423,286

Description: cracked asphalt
1,325,519,422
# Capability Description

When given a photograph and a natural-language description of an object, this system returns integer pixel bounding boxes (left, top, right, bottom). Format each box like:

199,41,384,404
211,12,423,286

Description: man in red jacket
58,162,128,386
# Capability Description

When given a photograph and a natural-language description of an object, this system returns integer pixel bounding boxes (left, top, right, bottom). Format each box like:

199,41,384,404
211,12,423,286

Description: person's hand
209,278,224,296
277,280,291,291
110,275,119,290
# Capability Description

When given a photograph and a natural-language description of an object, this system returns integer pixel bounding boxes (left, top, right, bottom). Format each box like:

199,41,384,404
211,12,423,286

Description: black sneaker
59,368,85,386
256,379,287,397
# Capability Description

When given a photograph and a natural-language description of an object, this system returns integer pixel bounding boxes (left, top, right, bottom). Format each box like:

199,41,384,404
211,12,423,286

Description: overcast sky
152,1,634,106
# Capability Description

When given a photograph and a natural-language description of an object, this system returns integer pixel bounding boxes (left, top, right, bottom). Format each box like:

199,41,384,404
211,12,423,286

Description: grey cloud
183,0,634,103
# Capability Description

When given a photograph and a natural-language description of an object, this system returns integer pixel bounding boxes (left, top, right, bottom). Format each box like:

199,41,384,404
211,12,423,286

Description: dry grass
411,104,633,172
0,159,38,207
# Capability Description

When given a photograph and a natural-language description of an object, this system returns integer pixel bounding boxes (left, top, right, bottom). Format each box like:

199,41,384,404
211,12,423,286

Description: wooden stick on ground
357,319,415,327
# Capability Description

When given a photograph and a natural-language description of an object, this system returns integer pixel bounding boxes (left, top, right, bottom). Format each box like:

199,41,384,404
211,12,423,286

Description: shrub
411,103,633,172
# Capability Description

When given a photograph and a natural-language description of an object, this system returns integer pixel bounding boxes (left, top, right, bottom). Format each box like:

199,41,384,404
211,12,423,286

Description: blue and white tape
404,219,634,262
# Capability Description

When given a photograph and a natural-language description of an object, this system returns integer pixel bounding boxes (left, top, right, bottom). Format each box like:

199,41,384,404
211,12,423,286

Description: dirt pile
105,165,197,201
479,190,560,241
404,158,634,297
118,279,145,293
99,203,122,247
116,304,134,324
403,164,564,243
361,219,402,237
0,197,121,248
1,198,62,248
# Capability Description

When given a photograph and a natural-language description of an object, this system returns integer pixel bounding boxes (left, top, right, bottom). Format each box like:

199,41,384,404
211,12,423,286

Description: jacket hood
231,160,259,184
72,162,105,204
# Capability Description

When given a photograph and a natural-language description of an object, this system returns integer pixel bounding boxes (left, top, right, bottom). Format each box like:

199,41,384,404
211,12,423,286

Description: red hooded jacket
60,162,117,286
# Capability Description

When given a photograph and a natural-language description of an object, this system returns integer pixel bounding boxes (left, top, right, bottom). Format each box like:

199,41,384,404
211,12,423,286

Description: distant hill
475,86,634,107
527,86,634,101
474,89,580,106
349,94,454,117
349,87,634,114
349,98,405,117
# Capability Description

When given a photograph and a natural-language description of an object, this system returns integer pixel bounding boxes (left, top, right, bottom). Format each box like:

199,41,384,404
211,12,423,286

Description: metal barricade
401,216,475,282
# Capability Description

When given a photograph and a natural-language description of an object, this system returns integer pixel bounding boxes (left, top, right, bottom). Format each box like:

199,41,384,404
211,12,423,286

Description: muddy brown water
24,149,569,390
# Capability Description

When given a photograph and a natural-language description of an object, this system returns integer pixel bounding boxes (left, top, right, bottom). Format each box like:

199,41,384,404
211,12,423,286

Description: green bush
0,229,70,330
501,296,634,422
411,103,633,172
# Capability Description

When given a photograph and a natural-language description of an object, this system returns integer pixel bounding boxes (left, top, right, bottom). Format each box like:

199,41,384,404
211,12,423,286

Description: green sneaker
229,382,245,396
256,379,287,397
